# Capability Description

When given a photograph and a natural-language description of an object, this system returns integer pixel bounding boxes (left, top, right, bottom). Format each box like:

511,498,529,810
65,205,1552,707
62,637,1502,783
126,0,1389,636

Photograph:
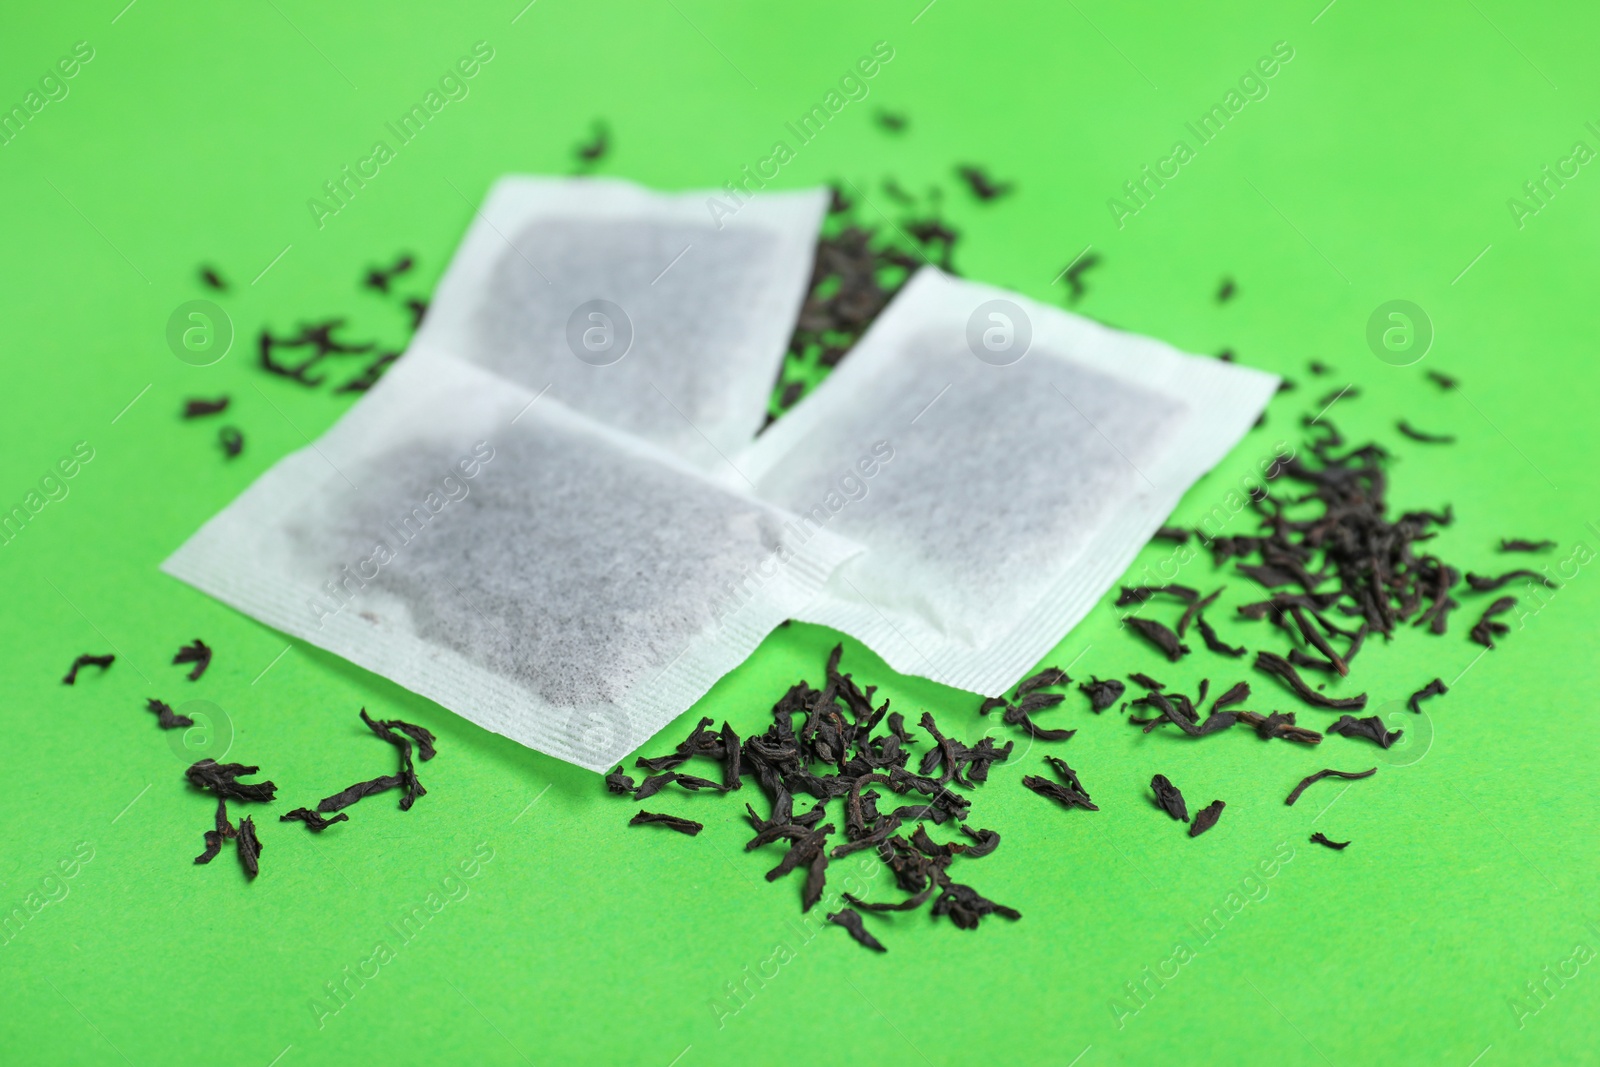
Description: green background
2,1,1597,1064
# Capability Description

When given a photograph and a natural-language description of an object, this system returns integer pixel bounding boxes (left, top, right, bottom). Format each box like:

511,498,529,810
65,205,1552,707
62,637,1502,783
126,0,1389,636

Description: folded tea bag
732,268,1279,696
415,176,828,471
162,351,858,771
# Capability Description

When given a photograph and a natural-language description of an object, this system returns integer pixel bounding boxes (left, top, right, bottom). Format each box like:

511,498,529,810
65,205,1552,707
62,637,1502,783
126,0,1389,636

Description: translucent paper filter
414,175,828,471
162,351,858,771
731,268,1280,696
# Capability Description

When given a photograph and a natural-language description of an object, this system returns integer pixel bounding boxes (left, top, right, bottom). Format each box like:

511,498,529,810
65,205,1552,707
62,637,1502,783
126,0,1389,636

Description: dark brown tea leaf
280,808,349,832
629,810,703,836
236,816,263,879
182,397,230,418
1079,676,1125,712
146,698,195,730
1151,774,1188,822
62,653,114,685
317,775,403,813
1284,767,1376,806
1327,714,1402,748
1407,678,1447,715
187,759,277,803
1189,800,1225,837
172,639,213,681
827,908,887,951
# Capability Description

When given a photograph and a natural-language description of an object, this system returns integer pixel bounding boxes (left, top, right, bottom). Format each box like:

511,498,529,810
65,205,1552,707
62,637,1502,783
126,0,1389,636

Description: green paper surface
2,2,1597,1064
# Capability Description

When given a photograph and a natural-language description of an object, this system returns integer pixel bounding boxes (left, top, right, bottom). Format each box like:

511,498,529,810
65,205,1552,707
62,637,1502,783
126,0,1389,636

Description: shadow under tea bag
162,353,858,772
415,175,828,472
730,268,1279,697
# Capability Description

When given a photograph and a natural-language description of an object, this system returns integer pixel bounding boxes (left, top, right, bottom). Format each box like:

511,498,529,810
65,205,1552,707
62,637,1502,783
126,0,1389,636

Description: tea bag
415,175,828,471
731,268,1279,697
162,351,858,771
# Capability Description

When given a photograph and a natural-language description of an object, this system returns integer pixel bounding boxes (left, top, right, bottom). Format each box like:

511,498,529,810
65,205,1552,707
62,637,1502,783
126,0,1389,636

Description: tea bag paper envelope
161,350,860,772
730,268,1279,697
414,175,828,472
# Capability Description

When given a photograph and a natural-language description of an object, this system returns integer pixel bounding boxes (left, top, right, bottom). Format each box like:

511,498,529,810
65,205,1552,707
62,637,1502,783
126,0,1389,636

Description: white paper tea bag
162,351,858,771
415,175,828,471
731,268,1279,696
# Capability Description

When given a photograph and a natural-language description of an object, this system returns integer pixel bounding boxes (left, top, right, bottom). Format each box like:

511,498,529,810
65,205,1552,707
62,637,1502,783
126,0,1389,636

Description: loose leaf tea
187,759,277,803
358,708,434,810
931,882,1021,929
218,426,243,458
605,765,637,795
1079,676,1125,712
1407,678,1447,715
1022,762,1098,812
1217,277,1236,303
1204,421,1472,667
629,810,703,836
318,775,403,813
145,698,195,730
1189,800,1225,837
1465,569,1555,592
1210,681,1251,713
1176,587,1222,637
183,397,229,418
1129,686,1238,739
362,254,415,294
1310,831,1350,850
1499,539,1555,553
200,266,227,291
1151,774,1188,821
235,816,263,878
1396,420,1455,444
172,638,213,681
337,351,400,394
1254,652,1367,710
1468,596,1517,648
1327,714,1402,749
1196,616,1247,657
1117,583,1200,606
1236,711,1322,744
955,165,1014,202
280,808,349,832
773,185,925,394
1060,252,1101,304
605,646,1032,948
195,798,234,864
62,653,114,685
1126,617,1190,661
1425,370,1458,390
827,908,887,952
1284,767,1376,806
1015,667,1071,694
981,670,1075,742
575,121,609,165
258,319,374,386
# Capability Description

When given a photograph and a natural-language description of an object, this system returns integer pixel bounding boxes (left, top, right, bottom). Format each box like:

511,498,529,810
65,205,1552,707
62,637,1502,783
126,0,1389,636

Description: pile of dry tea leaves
62,640,437,881
767,176,975,420
604,396,1558,947
607,645,1041,950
